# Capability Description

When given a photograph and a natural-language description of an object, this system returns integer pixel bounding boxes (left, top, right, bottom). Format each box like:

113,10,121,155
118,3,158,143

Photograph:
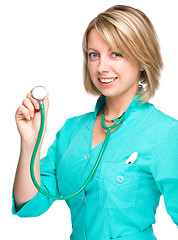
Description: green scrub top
12,93,178,240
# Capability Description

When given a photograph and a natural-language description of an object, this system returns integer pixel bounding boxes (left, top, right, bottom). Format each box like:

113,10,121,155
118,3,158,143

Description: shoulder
139,102,178,152
145,104,178,166
57,111,94,138
64,111,94,127
55,111,94,151
147,103,178,152
147,102,178,130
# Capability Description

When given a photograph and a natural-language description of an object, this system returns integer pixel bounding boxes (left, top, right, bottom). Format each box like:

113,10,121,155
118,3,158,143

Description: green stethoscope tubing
30,102,125,200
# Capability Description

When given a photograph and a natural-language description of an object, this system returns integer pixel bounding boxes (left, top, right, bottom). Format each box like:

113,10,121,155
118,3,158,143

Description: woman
12,5,178,240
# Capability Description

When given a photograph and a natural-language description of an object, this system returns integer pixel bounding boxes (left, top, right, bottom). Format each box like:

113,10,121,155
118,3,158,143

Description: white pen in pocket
125,152,138,164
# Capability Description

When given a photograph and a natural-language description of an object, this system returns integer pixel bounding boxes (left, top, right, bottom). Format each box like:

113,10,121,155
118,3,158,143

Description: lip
98,77,118,86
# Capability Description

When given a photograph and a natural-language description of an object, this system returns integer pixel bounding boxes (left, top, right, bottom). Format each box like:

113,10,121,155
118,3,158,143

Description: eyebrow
87,48,112,52
87,48,98,51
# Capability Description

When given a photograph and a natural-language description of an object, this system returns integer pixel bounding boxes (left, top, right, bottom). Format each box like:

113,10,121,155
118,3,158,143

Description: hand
15,90,49,145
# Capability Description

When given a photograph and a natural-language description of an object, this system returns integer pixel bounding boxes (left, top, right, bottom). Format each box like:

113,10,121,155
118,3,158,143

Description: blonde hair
82,5,163,103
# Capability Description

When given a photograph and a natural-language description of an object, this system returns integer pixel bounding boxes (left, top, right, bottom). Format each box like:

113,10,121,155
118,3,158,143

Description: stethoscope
31,86,125,200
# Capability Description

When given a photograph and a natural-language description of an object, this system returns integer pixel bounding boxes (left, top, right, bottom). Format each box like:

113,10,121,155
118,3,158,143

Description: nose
98,56,110,74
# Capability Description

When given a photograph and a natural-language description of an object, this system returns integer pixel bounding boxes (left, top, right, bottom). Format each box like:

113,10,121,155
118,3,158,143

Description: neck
104,89,139,120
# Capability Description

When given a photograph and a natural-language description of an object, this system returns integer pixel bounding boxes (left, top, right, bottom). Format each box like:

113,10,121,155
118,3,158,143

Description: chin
100,89,123,98
102,89,134,99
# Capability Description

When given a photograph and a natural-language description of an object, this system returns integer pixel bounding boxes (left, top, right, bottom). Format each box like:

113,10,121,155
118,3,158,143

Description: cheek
88,62,93,74
112,60,127,74
88,62,97,78
114,61,140,80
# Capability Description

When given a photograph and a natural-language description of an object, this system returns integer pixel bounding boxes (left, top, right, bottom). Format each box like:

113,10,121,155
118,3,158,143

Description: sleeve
149,121,178,227
12,117,77,218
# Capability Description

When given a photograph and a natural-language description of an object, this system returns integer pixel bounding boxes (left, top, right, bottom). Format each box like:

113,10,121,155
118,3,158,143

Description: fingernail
36,103,40,109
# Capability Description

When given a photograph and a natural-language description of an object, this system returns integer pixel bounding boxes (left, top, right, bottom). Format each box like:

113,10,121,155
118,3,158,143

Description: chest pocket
99,162,139,209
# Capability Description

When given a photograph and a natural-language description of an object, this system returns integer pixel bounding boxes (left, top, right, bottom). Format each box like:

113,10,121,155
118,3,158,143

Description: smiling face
87,28,144,98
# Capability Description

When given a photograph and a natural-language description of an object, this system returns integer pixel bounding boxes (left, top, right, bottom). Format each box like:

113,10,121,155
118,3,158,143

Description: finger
26,92,40,110
16,105,31,120
22,98,35,118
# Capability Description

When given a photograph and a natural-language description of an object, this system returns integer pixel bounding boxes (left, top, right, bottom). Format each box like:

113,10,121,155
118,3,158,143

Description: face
87,28,144,98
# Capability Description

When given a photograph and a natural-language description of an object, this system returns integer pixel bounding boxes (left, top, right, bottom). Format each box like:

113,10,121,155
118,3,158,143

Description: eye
88,52,98,60
112,52,122,58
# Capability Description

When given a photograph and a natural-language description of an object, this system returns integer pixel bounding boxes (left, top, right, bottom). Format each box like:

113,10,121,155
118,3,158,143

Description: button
81,195,85,203
117,175,124,183
84,154,90,159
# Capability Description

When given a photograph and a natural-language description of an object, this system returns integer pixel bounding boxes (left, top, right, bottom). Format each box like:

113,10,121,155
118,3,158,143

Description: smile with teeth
98,77,117,83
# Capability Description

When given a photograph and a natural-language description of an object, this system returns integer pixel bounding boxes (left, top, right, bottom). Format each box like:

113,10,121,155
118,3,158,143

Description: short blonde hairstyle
82,5,163,103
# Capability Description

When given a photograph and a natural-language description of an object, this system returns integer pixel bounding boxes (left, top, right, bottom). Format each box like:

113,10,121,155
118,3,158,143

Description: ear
139,64,145,71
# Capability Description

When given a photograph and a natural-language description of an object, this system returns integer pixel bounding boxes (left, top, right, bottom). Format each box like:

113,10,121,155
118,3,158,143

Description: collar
94,90,147,123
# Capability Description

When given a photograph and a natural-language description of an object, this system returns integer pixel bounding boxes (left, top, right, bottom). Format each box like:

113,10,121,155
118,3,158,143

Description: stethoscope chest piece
31,86,47,101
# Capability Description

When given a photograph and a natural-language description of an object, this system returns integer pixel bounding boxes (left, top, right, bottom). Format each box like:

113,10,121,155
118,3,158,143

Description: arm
13,141,41,210
12,115,81,217
149,121,178,227
13,90,49,212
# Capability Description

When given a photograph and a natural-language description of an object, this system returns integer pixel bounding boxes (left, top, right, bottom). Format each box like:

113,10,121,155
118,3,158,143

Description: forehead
87,28,110,50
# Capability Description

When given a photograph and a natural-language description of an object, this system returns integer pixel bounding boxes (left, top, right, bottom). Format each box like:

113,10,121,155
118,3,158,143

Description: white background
0,0,178,239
